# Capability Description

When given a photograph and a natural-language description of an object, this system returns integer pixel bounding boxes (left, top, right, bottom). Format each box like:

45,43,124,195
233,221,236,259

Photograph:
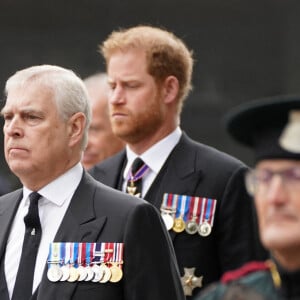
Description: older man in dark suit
89,25,268,298
0,64,184,300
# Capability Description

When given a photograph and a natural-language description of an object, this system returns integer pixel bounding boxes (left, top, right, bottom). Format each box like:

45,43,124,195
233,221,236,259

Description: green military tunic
197,260,300,300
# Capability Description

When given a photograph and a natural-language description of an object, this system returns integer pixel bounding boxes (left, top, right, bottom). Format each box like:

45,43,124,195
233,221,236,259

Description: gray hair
5,65,92,150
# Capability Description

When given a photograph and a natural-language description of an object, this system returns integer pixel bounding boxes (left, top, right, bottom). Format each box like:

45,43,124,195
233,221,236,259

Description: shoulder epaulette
221,261,270,284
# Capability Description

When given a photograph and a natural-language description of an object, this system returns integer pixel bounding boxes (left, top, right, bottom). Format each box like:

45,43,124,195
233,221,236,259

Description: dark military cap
225,95,300,162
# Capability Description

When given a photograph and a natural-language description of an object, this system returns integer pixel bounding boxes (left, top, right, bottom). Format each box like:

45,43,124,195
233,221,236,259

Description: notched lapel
0,191,22,258
37,172,108,300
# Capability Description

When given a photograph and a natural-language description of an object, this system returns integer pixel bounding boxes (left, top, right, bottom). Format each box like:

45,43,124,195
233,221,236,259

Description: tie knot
131,157,145,175
29,192,41,204
24,192,41,229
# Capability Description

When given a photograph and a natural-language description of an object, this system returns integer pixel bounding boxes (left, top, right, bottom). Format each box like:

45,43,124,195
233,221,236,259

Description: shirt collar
124,127,182,179
23,163,83,206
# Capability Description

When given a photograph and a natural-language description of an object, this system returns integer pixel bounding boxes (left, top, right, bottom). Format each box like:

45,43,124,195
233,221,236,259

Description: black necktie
12,192,42,300
126,158,147,197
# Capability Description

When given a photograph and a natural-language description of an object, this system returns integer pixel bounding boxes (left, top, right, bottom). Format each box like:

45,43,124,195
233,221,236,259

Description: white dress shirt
5,163,83,298
123,127,182,197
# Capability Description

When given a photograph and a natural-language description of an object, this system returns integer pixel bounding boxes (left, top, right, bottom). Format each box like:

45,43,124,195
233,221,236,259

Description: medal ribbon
86,242,91,266
175,195,190,221
188,196,201,223
199,198,217,227
90,242,95,265
94,243,102,264
47,243,61,268
127,164,150,183
113,243,124,269
64,242,71,267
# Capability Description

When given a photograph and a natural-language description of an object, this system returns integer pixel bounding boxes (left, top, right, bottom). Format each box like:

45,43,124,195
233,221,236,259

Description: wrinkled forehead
2,83,56,113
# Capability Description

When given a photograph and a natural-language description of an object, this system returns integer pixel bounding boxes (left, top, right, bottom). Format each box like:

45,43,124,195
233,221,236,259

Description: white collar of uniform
23,162,83,206
124,127,182,180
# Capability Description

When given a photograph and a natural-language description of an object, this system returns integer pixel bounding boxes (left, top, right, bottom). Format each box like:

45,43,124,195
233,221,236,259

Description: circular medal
47,264,63,282
198,222,212,237
92,264,104,282
77,265,88,281
185,220,198,235
67,266,79,282
161,213,174,231
60,265,70,281
109,263,123,283
172,216,185,233
99,263,112,283
84,265,95,281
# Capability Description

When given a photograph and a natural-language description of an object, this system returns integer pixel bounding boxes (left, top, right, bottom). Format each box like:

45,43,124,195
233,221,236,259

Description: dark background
1,0,300,190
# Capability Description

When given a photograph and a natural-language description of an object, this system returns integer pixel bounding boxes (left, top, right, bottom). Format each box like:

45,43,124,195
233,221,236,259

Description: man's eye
286,168,300,180
256,171,272,182
26,115,39,120
3,115,12,121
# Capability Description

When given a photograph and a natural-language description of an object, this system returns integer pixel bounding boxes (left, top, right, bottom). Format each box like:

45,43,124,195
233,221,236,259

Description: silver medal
161,213,174,231
198,221,212,237
47,264,63,282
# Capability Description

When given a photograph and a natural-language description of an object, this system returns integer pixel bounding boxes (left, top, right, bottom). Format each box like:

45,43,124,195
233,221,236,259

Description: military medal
160,194,178,230
181,267,203,296
47,243,63,282
173,195,190,233
68,266,79,282
198,198,217,237
60,265,70,281
67,243,79,282
185,196,199,234
126,162,149,197
99,263,112,283
85,265,95,281
185,217,198,235
77,243,87,281
47,264,63,282
109,263,123,282
198,220,212,236
161,212,175,230
173,215,185,232
98,243,112,283
85,242,95,281
109,243,124,283
59,242,70,281
92,264,104,282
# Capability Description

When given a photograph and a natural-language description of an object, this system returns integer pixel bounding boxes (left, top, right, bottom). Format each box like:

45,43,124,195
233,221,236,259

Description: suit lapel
145,133,203,208
93,151,127,188
0,190,22,260
36,171,107,300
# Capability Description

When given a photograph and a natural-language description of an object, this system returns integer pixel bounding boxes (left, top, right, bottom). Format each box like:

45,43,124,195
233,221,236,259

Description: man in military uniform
198,95,300,300
89,25,268,298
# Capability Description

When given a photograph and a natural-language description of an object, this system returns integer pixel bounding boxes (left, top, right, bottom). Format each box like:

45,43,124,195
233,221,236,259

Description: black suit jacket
89,132,268,299
0,171,184,300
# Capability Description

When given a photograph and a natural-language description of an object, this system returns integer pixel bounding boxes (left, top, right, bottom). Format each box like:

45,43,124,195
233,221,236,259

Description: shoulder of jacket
221,260,280,286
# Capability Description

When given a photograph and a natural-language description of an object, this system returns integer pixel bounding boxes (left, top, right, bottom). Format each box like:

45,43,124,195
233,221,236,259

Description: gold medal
109,263,123,282
67,266,79,282
172,215,185,233
47,264,63,282
198,221,212,237
99,263,112,283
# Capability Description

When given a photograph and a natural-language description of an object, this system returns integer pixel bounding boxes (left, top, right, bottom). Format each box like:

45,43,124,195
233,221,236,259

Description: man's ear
68,112,86,147
162,76,179,104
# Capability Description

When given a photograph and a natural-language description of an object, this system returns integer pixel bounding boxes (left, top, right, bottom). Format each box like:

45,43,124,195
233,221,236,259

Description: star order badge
181,267,203,296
